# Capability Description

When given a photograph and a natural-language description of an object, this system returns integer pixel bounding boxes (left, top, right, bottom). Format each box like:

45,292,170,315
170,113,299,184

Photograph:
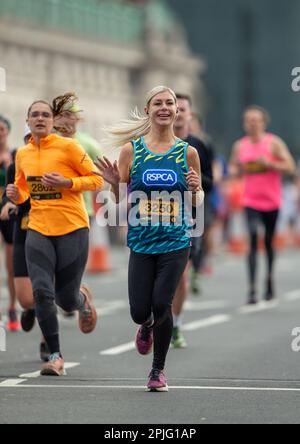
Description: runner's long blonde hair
102,86,177,150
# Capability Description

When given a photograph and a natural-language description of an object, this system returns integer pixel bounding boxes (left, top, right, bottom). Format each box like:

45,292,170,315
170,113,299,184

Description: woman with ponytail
95,86,204,392
6,94,104,376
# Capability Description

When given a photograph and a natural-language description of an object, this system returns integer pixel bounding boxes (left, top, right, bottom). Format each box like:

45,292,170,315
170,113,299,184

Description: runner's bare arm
229,141,242,177
186,145,204,207
270,136,296,175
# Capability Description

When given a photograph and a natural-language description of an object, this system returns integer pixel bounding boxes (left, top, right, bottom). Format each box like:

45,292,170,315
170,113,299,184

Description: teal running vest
127,136,192,254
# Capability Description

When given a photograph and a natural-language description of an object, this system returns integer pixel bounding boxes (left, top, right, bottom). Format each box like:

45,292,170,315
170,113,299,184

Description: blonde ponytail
101,86,177,150
101,108,151,151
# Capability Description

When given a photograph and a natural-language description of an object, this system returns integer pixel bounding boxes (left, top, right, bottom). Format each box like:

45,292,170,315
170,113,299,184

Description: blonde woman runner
94,86,204,392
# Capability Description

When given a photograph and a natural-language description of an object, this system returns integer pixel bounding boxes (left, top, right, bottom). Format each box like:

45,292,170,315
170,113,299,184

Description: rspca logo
143,170,178,187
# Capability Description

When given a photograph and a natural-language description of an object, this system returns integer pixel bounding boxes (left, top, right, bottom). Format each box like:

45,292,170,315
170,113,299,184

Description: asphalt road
1,247,300,425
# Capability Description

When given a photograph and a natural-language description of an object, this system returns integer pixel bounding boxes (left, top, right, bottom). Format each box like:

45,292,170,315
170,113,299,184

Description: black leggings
245,207,279,290
129,248,190,370
25,228,89,354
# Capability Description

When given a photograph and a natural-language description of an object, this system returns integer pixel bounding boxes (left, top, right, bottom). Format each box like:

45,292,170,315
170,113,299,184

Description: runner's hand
0,202,17,221
42,173,72,189
6,184,20,202
94,156,120,187
186,167,201,193
256,156,271,169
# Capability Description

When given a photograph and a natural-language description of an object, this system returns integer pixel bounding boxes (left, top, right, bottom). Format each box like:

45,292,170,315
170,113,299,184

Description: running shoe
171,326,187,349
40,341,51,362
78,285,97,334
21,309,36,332
135,324,153,355
6,309,21,332
265,279,275,302
147,369,168,392
40,353,65,376
247,291,257,305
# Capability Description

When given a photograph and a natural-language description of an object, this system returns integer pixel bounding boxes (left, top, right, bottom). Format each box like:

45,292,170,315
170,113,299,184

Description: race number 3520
0,326,6,351
0,67,6,92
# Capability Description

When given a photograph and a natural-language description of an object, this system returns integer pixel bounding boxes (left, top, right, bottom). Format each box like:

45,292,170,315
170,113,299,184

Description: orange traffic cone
86,215,111,273
227,209,248,255
226,178,248,255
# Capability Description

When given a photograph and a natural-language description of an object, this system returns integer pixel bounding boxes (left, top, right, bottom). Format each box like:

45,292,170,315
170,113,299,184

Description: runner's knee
33,289,56,321
130,306,151,325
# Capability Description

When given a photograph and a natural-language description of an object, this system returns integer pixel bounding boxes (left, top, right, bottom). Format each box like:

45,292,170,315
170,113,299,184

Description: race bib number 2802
27,176,62,200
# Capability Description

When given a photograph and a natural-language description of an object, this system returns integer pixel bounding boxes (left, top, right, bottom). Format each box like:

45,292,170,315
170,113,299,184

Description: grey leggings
25,228,89,354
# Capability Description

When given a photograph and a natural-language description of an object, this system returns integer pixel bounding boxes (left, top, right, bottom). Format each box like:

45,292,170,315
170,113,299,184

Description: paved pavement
0,247,300,424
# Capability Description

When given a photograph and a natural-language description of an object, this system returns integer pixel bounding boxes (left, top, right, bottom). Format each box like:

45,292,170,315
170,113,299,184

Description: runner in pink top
230,106,295,304
239,133,282,211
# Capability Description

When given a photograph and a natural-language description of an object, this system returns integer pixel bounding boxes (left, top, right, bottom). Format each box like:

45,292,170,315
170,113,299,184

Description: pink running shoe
147,369,168,392
135,325,153,355
40,353,65,376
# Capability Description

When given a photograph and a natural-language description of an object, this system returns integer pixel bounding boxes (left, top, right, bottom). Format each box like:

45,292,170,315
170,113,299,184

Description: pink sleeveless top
238,133,282,211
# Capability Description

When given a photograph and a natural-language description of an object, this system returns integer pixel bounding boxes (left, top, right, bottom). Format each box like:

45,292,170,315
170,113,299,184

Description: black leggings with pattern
25,228,89,354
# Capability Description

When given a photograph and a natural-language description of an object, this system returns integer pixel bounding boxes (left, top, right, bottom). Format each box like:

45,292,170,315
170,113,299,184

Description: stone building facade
0,0,205,148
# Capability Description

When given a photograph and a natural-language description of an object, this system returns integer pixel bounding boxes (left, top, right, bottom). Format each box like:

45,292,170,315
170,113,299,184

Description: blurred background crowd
1,0,300,282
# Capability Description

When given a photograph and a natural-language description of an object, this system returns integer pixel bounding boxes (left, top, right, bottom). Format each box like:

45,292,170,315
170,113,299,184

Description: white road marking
184,300,229,311
182,315,231,331
100,342,135,356
238,300,278,315
96,300,127,316
284,290,300,302
97,299,228,318
0,379,27,386
100,314,231,355
99,288,300,356
2,384,300,393
19,362,80,379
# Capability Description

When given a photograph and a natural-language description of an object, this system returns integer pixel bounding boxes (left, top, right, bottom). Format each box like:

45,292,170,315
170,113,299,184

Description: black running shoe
247,290,257,305
40,341,51,362
21,309,36,332
265,279,275,301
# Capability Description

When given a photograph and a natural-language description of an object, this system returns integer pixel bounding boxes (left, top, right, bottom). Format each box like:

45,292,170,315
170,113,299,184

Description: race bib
139,199,179,223
27,176,62,200
244,161,268,174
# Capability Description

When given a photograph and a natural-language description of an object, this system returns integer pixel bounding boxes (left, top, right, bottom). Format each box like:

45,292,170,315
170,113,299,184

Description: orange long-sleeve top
15,133,104,236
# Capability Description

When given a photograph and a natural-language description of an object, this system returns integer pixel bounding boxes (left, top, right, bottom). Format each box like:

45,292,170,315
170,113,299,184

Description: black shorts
13,243,28,278
0,219,13,245
13,215,29,278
